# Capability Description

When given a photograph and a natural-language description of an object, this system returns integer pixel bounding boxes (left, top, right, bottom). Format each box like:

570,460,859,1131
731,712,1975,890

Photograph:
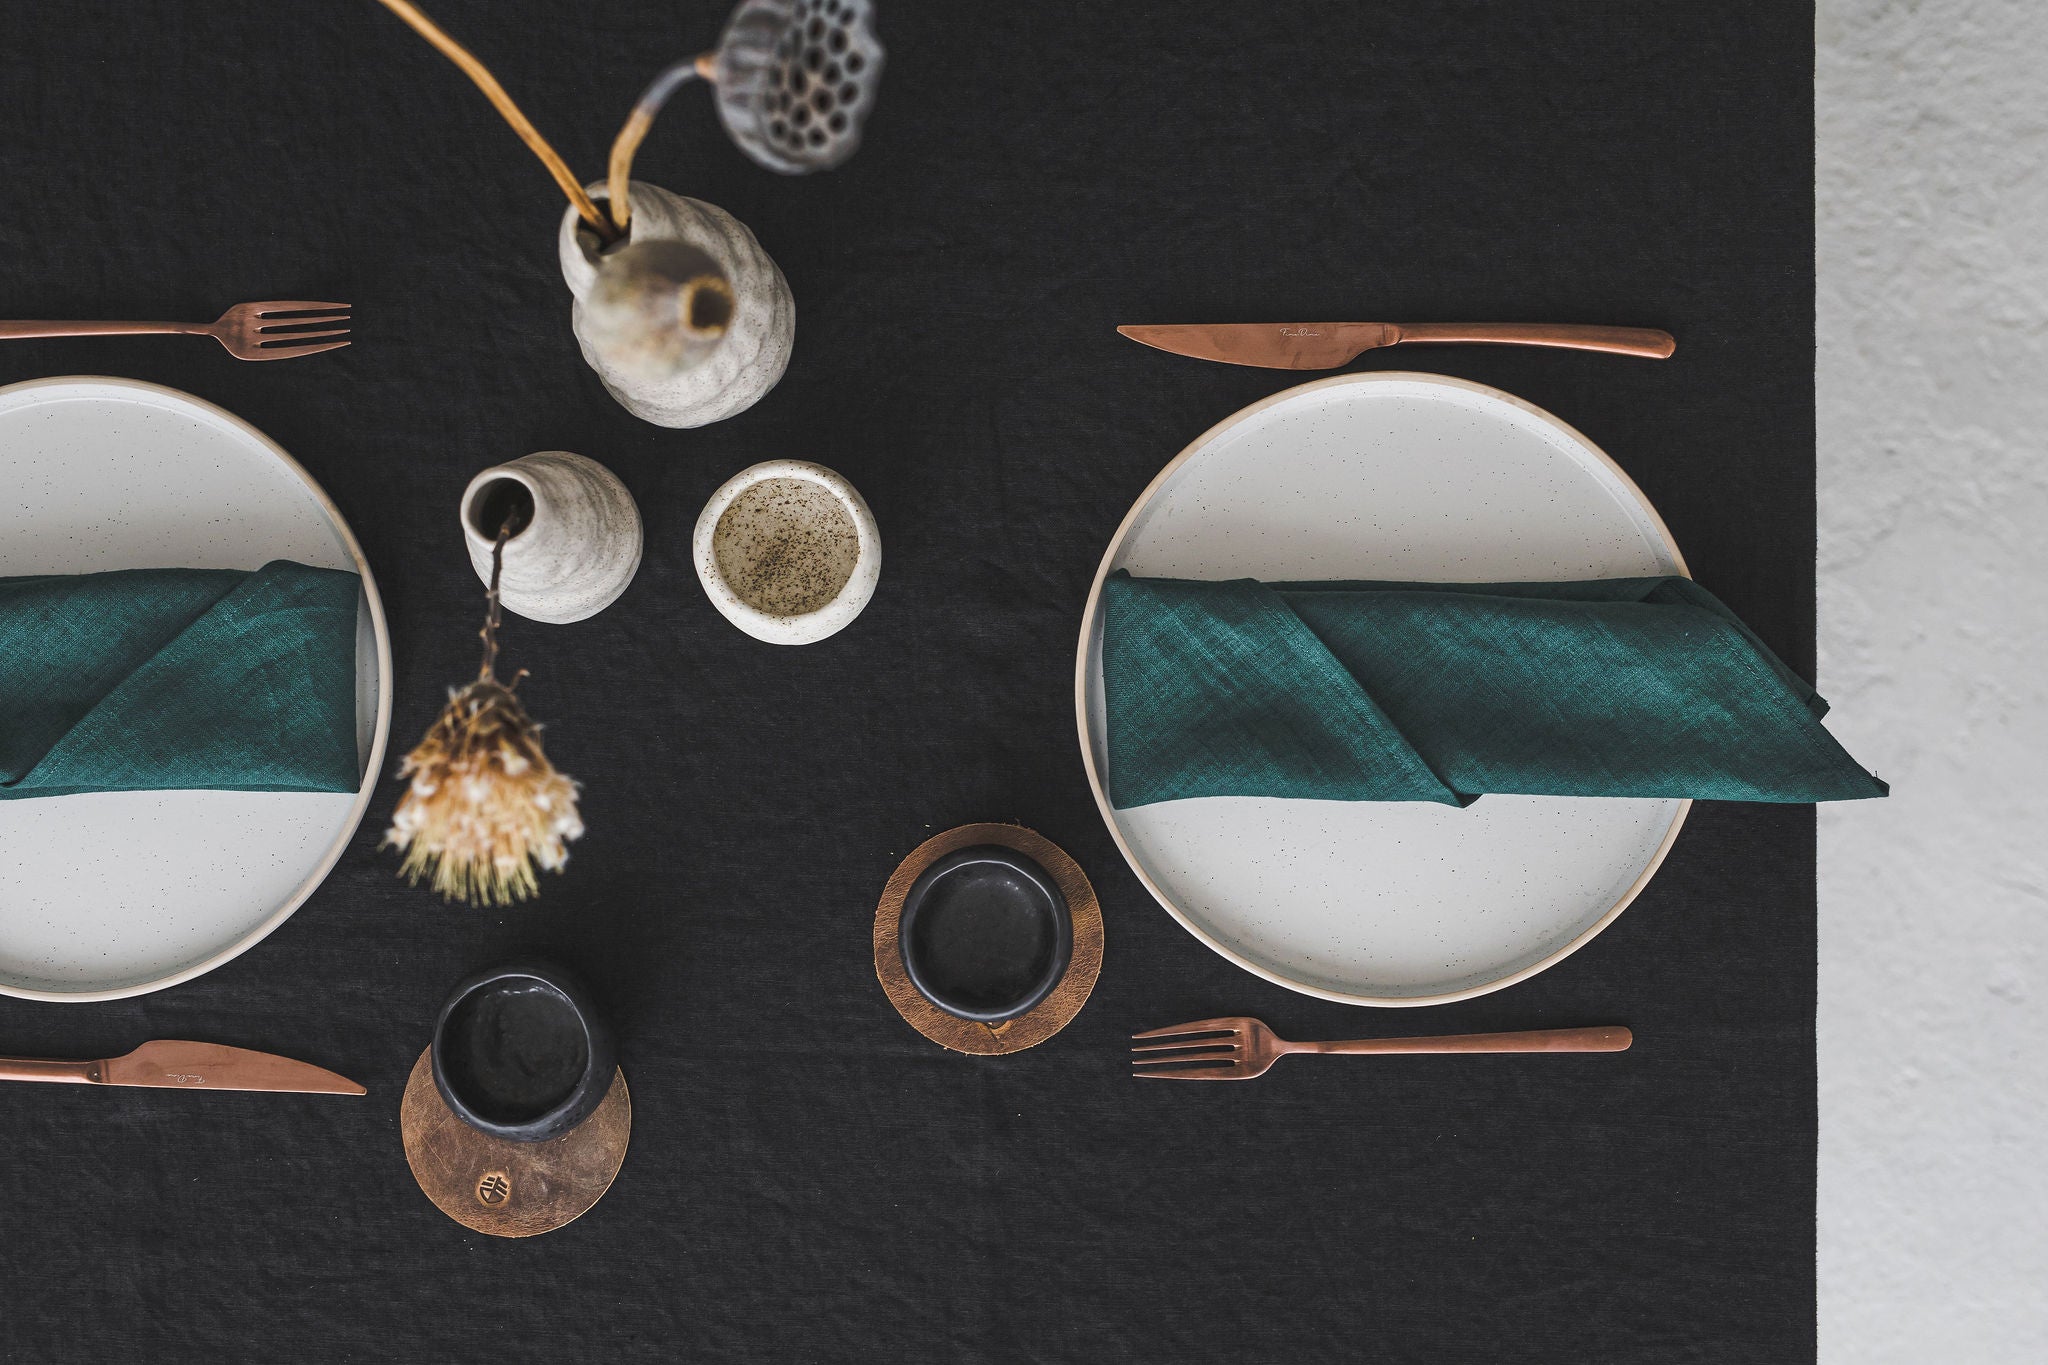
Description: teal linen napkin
0,561,362,799
1101,572,1886,808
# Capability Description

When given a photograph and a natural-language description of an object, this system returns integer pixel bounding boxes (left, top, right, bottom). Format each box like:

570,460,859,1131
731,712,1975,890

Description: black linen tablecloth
0,4,1817,1361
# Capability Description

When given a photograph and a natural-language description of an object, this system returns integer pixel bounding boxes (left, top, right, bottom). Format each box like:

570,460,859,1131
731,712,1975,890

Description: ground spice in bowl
712,475,860,617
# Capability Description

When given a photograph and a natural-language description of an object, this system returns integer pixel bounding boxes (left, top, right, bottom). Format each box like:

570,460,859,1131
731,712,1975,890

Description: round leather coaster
399,1049,630,1238
875,823,1103,1054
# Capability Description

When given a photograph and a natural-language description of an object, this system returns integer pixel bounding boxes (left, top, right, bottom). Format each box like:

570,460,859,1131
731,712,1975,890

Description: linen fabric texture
1101,572,1886,808
0,1,1826,1359
0,560,362,798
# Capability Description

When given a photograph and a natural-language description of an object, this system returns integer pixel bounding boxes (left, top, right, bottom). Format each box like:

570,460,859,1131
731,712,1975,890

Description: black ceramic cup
899,845,1073,1023
431,959,616,1143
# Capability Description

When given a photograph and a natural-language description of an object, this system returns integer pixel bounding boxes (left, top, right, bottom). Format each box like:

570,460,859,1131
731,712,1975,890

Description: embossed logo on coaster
475,1171,512,1206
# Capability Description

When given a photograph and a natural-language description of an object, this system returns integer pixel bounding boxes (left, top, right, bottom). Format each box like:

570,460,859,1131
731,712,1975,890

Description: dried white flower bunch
385,523,583,906
386,677,583,906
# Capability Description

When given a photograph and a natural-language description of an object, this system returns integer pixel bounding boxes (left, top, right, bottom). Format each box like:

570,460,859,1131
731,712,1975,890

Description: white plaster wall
1818,1,2048,1359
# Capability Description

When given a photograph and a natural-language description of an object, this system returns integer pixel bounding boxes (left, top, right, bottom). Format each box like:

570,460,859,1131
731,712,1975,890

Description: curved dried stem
605,52,718,234
374,0,615,240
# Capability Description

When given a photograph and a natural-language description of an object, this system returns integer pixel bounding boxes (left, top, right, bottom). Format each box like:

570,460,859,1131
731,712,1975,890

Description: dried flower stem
384,509,581,905
605,52,718,233
479,519,511,682
374,0,616,241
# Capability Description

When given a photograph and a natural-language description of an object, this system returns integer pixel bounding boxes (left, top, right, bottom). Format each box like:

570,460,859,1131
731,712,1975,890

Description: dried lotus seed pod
714,0,884,175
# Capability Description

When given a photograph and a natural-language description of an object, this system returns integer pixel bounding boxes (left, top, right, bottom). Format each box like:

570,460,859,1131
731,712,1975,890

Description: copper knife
1117,321,1676,368
0,1040,365,1096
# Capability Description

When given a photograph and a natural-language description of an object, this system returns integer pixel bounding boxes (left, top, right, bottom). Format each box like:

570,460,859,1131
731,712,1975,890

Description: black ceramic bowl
899,845,1072,1023
431,960,616,1143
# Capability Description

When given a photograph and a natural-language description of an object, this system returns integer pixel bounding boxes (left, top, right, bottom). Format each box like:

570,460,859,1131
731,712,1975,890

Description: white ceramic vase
460,451,642,624
559,180,795,428
693,460,880,645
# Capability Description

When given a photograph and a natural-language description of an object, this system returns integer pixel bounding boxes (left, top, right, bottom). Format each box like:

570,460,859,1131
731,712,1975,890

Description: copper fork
0,300,351,360
1132,1017,1632,1080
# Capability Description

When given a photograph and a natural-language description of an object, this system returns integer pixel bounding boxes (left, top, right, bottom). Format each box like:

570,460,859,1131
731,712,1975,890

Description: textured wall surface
1818,1,2048,1359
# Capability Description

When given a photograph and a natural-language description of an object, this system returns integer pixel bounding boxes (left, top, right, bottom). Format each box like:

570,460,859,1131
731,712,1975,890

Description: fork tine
258,328,350,343
1131,1038,1237,1055
1131,1018,1242,1041
257,316,349,331
1132,1062,1242,1081
253,301,351,315
245,339,351,361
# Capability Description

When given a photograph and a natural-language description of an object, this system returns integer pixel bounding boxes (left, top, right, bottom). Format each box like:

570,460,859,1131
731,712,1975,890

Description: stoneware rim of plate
0,375,392,1002
1073,370,1691,1007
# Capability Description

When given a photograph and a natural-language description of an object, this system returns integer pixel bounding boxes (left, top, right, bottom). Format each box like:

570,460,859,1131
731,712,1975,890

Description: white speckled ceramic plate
1077,372,1689,1006
0,377,390,1001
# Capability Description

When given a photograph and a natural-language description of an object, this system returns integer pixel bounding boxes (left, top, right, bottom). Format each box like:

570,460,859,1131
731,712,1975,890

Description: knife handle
1393,323,1676,358
0,1056,100,1084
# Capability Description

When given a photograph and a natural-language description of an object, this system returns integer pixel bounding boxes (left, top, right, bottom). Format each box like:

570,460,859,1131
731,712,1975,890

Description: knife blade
0,1040,365,1095
1117,321,1676,368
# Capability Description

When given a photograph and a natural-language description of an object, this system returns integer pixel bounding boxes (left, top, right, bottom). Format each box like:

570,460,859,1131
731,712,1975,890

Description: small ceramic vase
693,459,880,644
460,451,642,625
559,180,795,428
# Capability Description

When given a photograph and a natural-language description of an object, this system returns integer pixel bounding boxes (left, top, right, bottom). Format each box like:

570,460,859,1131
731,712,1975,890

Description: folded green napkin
1101,572,1886,808
0,561,362,799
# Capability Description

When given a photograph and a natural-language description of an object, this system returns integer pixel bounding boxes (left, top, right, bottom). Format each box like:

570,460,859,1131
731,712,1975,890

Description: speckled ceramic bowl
692,459,879,645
